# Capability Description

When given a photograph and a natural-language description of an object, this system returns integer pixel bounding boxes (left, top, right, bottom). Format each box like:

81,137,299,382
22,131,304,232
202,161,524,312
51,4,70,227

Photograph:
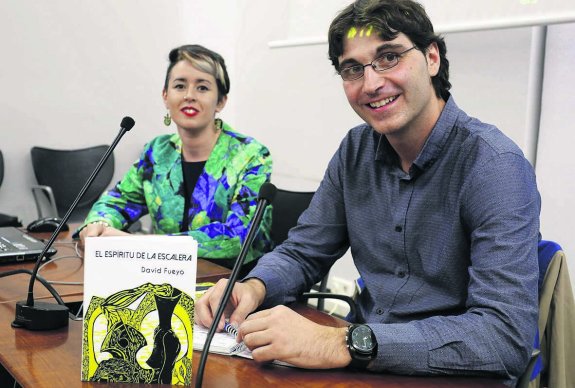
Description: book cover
81,235,197,385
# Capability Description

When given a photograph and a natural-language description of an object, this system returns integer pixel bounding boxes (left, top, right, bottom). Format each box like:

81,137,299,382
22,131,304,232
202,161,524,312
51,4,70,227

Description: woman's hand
78,222,129,249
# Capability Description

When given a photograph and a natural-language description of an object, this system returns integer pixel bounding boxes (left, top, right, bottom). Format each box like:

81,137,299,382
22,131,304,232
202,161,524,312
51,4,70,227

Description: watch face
351,325,374,353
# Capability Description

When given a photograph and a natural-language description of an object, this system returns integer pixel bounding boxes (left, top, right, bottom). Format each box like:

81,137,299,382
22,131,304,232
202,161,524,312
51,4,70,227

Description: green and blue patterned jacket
82,122,273,263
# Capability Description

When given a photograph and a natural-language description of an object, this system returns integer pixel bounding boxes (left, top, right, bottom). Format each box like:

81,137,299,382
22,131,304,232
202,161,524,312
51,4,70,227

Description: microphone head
120,116,135,131
258,182,277,203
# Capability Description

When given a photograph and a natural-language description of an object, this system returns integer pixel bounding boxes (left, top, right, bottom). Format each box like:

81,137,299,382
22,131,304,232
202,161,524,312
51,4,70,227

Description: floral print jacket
81,122,273,263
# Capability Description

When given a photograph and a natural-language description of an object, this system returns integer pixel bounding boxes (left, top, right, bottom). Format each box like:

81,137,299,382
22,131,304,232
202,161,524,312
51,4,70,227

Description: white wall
0,1,573,290
537,23,575,285
0,0,238,224
0,0,180,222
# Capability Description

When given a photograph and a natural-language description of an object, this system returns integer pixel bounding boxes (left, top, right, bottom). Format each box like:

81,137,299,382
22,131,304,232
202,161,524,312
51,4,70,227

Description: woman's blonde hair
163,44,230,102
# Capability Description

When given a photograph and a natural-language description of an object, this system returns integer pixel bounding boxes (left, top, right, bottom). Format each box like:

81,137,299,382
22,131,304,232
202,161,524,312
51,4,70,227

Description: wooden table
0,230,506,387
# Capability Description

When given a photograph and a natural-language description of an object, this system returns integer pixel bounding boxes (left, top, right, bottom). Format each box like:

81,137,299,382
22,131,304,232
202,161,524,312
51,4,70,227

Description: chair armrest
31,185,59,218
299,292,357,321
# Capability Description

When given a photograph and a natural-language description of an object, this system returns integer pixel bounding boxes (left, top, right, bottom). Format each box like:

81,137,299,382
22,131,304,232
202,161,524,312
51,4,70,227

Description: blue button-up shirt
249,97,540,384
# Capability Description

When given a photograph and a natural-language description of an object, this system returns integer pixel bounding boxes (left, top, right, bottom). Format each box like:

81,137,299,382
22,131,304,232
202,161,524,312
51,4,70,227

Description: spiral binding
224,321,247,354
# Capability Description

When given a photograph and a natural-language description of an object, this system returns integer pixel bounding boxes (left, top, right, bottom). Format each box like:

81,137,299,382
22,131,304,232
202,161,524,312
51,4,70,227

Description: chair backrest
537,240,562,291
0,149,4,188
271,189,315,247
0,150,23,227
272,189,330,307
518,239,565,387
30,145,114,222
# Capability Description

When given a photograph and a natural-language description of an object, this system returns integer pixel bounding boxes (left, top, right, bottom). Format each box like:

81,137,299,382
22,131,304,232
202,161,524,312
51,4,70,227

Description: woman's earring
163,112,171,126
214,118,222,130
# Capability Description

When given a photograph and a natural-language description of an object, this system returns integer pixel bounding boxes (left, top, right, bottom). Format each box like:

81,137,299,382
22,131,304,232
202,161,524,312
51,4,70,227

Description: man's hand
239,305,352,369
195,278,266,331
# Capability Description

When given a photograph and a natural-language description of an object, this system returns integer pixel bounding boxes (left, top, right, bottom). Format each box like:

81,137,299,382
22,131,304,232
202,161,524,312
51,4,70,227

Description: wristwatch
346,324,378,369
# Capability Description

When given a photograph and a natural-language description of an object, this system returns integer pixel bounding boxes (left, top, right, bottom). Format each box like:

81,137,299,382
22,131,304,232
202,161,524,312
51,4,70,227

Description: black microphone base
12,301,69,330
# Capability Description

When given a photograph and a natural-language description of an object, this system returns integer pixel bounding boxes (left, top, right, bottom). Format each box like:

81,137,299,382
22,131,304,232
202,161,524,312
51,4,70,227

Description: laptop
0,227,57,264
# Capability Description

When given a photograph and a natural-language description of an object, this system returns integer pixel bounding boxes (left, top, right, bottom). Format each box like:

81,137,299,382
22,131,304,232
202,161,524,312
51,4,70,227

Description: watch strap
346,324,377,369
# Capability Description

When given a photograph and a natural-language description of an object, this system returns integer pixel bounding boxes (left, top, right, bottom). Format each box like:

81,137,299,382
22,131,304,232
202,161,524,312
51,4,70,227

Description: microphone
12,116,135,331
195,182,276,387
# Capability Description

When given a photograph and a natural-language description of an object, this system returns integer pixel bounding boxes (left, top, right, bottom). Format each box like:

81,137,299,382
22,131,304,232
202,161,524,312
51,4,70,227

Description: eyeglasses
339,46,418,81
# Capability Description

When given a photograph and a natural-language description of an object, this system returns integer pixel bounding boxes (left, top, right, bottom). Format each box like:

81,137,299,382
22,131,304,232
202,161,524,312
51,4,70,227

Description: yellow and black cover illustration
81,236,197,385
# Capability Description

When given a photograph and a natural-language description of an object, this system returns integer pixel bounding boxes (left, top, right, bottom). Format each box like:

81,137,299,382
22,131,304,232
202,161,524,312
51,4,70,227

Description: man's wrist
346,324,378,369
243,278,267,306
335,326,353,368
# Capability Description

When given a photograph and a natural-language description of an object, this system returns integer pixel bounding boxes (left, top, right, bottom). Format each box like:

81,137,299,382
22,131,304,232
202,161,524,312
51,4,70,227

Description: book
81,235,197,385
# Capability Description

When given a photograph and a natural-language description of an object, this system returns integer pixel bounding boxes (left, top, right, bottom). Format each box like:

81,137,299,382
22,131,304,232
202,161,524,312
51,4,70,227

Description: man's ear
426,42,441,77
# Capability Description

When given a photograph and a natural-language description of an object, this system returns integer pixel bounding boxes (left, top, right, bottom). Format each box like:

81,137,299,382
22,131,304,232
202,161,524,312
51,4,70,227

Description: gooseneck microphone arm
195,182,276,387
12,116,135,331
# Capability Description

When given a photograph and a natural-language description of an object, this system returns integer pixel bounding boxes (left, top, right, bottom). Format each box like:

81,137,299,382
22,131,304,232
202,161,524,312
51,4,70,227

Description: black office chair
271,188,336,311
30,145,114,223
0,150,22,227
0,149,3,188
271,189,315,248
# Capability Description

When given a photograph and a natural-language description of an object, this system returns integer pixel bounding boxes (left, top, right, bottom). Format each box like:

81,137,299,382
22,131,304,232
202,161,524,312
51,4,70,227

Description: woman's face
162,60,226,133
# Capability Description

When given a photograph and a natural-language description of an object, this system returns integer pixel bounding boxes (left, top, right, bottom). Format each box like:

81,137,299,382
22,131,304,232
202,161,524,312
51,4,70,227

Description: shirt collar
412,96,458,172
374,131,398,165
374,95,459,173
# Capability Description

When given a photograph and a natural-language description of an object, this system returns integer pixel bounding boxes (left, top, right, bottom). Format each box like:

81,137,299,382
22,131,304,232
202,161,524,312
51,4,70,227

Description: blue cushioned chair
517,239,567,388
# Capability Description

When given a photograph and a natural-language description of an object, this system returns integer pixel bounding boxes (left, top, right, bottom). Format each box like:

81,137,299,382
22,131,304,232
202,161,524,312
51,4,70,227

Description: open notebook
193,283,294,367
0,227,57,264
192,323,293,367
193,323,249,356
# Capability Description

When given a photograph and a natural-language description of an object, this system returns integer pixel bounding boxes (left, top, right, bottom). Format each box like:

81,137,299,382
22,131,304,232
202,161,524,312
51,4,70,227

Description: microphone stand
195,183,276,387
12,116,135,331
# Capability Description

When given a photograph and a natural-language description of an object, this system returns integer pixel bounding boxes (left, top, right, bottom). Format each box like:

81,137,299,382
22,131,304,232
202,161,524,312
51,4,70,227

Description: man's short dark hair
328,0,451,100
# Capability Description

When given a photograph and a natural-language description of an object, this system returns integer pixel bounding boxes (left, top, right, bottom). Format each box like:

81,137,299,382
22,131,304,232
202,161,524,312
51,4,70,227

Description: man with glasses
197,0,540,384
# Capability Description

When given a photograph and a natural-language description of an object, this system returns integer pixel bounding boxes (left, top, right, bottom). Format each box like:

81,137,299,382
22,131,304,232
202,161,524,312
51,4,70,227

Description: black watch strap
346,324,378,369
349,354,372,369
